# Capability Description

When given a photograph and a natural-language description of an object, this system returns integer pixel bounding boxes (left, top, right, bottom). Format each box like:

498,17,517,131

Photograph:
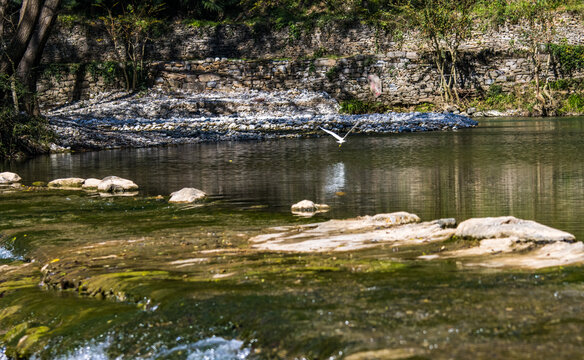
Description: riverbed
1,117,584,359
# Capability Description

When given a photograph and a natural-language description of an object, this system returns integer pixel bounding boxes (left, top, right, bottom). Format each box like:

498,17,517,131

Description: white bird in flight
319,121,360,146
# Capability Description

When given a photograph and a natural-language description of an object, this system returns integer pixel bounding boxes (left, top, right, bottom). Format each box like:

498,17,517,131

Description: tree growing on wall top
512,0,559,115
96,0,164,91
405,0,477,106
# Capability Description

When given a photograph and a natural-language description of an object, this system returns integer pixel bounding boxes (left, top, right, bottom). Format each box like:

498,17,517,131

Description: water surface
5,117,584,237
2,117,584,359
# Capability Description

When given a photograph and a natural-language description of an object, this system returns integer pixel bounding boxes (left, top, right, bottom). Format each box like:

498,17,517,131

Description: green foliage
548,78,584,91
0,109,54,159
87,61,123,86
183,19,222,28
313,47,328,58
548,43,584,75
339,99,388,114
97,0,165,90
562,93,584,113
484,84,516,109
325,66,340,81
57,14,81,29
287,23,301,43
414,102,436,112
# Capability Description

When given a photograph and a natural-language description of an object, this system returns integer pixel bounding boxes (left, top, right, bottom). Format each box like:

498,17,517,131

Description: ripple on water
54,336,250,360
0,247,17,260
156,337,250,360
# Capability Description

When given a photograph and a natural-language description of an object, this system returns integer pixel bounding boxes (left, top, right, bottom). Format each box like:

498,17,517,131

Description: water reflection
3,117,584,238
323,162,345,194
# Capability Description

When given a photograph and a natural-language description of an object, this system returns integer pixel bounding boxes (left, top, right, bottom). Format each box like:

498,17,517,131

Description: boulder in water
455,216,575,243
97,176,139,192
0,172,21,184
169,188,207,203
48,177,86,189
291,200,330,214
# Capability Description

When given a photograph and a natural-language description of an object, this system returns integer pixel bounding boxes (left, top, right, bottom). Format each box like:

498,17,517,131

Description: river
1,117,584,359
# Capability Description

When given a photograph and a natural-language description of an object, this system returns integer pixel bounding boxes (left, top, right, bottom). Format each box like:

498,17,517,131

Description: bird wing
320,127,344,142
342,120,361,140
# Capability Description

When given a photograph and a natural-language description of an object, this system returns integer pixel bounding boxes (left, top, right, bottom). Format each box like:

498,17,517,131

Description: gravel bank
47,90,478,150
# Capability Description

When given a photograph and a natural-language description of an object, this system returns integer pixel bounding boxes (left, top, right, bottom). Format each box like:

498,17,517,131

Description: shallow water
1,117,584,359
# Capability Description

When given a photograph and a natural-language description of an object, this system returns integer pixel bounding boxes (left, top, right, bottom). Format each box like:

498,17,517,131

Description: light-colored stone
291,200,330,216
82,178,102,189
455,216,575,243
97,176,139,192
418,217,583,269
291,200,319,212
48,177,86,189
478,241,584,269
0,172,21,184
169,187,207,203
250,212,452,252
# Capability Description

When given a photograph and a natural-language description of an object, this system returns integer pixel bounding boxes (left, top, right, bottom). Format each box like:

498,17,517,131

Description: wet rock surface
47,90,478,150
250,212,447,252
168,187,207,203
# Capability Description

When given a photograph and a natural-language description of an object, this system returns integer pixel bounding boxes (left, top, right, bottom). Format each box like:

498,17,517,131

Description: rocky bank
47,89,478,150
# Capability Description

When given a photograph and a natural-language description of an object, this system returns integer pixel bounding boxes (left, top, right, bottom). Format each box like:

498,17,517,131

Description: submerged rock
0,172,21,184
82,178,102,190
48,177,86,189
169,188,207,203
97,176,139,192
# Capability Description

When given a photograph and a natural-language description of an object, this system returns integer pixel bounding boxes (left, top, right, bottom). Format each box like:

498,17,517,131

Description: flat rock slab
250,212,456,252
48,177,86,189
252,213,584,269
418,217,581,268
466,241,584,269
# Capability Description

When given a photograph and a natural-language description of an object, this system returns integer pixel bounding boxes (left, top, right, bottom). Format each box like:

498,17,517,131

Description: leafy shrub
548,43,584,75
562,93,584,113
483,84,516,109
339,99,388,114
0,109,55,159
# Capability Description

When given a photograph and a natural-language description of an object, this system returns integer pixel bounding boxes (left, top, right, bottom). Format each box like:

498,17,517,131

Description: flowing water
1,117,584,359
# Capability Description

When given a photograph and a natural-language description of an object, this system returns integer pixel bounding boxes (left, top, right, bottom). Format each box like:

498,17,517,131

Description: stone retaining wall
38,52,583,109
37,13,584,108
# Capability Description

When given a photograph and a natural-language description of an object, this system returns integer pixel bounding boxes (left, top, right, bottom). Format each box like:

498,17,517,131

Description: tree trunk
17,0,61,116
0,0,8,40
0,0,41,76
